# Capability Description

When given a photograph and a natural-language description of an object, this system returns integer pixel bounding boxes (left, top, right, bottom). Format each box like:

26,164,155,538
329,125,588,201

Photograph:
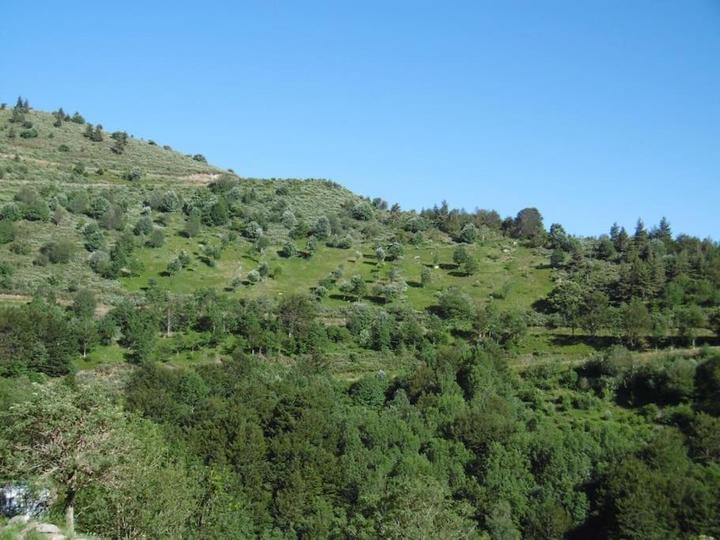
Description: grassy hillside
0,103,716,379
0,105,559,368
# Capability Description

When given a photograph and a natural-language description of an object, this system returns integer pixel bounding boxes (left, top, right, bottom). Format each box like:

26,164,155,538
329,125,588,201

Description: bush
279,241,297,258
58,144,70,152
100,206,126,231
247,270,261,284
351,202,374,221
147,190,181,212
0,220,16,244
19,128,38,139
9,240,31,255
40,239,75,264
123,167,143,181
0,203,21,222
133,216,154,236
147,229,165,248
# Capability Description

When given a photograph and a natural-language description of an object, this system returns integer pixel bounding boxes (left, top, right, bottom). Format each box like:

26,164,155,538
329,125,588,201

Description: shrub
133,216,154,236
247,270,261,284
351,202,374,220
312,216,331,239
0,203,21,222
279,241,297,258
19,128,38,139
100,206,126,231
458,223,478,243
147,229,165,248
82,223,105,252
123,167,143,181
88,196,111,218
192,154,207,162
0,220,16,244
166,258,183,276
9,240,31,255
40,239,75,264
58,144,70,152
243,221,263,240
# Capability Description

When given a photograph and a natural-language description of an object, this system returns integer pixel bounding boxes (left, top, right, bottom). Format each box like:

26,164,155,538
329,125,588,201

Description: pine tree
634,218,649,251
613,226,629,254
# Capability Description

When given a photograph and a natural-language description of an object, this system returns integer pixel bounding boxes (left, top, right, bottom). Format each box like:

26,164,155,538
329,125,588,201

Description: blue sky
3,1,719,238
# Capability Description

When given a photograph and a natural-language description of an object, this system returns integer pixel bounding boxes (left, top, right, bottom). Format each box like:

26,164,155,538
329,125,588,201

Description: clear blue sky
3,1,719,238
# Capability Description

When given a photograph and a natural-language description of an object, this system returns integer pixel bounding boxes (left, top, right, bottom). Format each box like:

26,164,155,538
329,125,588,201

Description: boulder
35,523,62,534
8,515,30,525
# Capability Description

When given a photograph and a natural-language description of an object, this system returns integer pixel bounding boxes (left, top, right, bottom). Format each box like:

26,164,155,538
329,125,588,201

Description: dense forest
0,99,719,539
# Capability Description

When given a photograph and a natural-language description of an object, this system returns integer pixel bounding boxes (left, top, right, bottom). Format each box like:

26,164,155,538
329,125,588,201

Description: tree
207,198,229,226
312,216,331,239
513,208,545,246
458,222,478,243
279,241,297,258
475,303,528,348
117,307,158,363
147,228,165,248
133,215,154,236
550,249,566,268
72,317,99,358
72,288,97,319
100,205,126,231
463,256,479,276
548,223,571,251
421,266,432,287
281,209,297,229
676,304,706,347
548,279,584,334
708,308,720,338
184,208,202,237
437,287,475,320
375,246,386,265
82,222,105,252
621,298,651,349
578,290,610,335
387,241,404,260
166,257,183,276
254,234,270,254
0,382,133,536
349,274,367,298
453,245,469,267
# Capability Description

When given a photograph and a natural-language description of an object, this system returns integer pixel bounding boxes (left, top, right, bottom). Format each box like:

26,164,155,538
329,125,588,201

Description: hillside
0,103,561,375
1,100,719,539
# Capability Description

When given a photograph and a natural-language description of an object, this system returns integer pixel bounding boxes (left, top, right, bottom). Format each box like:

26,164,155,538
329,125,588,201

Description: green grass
73,343,127,370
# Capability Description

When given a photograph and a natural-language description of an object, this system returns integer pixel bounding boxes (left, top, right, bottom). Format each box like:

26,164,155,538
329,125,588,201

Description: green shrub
40,239,76,264
0,220,15,244
19,128,38,138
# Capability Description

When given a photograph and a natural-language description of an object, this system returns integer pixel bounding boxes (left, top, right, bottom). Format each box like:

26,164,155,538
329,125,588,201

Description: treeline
544,219,720,347
3,344,718,538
